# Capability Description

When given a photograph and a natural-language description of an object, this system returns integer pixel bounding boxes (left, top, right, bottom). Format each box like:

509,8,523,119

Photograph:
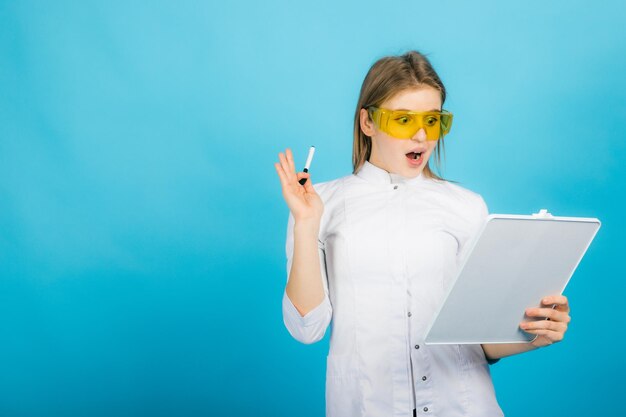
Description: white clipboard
424,209,601,345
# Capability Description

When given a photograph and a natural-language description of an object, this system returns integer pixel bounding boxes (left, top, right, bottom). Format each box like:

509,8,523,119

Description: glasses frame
367,107,453,140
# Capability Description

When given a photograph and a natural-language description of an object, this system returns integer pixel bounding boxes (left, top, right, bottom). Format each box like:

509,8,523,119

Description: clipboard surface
424,212,600,345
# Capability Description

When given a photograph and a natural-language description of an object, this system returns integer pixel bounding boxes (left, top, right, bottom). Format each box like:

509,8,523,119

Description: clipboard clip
532,209,554,219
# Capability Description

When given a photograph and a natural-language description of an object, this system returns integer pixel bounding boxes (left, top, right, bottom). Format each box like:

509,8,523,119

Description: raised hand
274,148,324,223
520,295,571,348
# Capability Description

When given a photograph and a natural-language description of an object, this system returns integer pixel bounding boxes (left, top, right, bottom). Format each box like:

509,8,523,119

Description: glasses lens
370,108,453,140
387,112,419,139
422,114,441,141
441,112,453,136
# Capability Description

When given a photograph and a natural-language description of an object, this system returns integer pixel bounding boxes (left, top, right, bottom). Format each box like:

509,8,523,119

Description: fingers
278,151,296,184
520,321,566,345
303,175,315,193
524,329,565,343
297,172,318,194
285,148,297,176
274,162,289,188
276,148,317,192
520,318,567,333
520,295,571,347
525,307,571,324
295,171,309,184
520,304,569,346
541,295,570,312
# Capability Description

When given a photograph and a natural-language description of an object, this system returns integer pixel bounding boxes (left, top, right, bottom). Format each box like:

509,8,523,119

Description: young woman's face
360,86,443,178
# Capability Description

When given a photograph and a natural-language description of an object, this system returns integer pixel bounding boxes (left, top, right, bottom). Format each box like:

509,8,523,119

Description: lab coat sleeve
282,212,333,344
475,195,489,228
472,196,501,365
458,194,490,265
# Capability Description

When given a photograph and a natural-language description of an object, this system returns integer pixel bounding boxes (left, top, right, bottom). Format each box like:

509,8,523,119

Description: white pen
298,146,316,185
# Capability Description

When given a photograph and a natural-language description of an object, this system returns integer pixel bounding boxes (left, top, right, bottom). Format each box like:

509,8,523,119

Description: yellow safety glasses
367,107,453,140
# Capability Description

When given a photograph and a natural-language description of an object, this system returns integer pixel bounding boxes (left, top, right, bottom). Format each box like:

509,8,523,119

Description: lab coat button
423,407,429,412
414,344,420,350
422,376,427,381
394,185,398,189
407,312,412,317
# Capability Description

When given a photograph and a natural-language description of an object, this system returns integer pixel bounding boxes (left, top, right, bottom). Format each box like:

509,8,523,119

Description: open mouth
406,151,422,160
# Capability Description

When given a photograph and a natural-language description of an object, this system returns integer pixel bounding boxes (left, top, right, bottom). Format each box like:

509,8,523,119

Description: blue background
1,0,625,416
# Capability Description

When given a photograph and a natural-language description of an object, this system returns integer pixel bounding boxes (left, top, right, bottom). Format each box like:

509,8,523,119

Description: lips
405,147,427,160
405,152,424,166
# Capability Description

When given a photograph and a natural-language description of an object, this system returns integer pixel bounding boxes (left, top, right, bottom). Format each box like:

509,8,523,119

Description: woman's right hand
274,148,324,224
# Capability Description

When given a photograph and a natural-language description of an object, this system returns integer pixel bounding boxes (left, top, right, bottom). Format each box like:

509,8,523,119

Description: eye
424,116,439,126
394,114,413,125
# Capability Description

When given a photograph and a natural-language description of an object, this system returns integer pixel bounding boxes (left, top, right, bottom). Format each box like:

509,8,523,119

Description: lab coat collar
356,160,426,186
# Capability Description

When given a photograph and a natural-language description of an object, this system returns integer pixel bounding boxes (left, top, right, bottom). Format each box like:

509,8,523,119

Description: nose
411,128,427,142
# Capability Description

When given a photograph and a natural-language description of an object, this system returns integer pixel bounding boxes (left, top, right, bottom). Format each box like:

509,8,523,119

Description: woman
274,51,571,417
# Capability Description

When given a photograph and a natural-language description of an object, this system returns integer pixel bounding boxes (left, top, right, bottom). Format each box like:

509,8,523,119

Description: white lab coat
282,161,504,417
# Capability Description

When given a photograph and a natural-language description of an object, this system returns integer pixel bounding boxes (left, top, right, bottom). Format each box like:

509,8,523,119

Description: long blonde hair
353,51,448,180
